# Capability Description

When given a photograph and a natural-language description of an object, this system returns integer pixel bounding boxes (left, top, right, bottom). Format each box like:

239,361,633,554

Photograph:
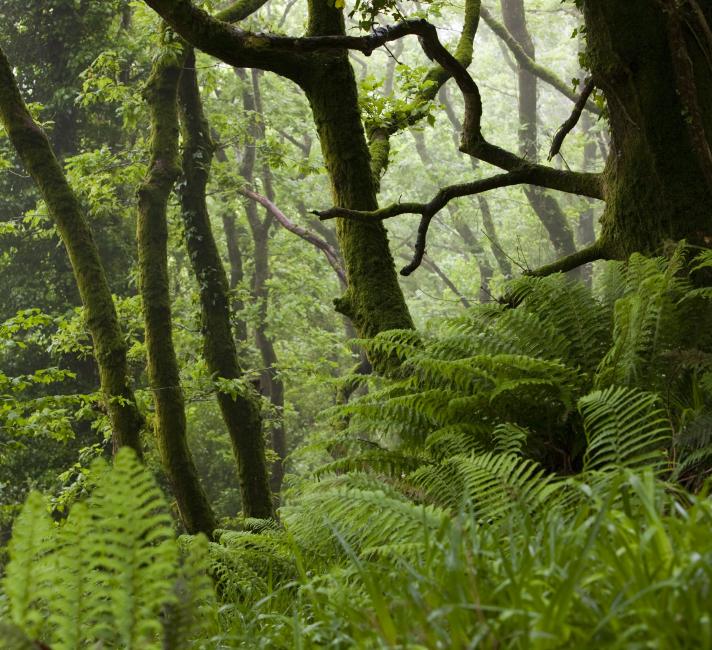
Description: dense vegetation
1,0,711,648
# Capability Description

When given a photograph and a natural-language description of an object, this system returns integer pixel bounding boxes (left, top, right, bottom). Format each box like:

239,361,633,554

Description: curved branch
241,188,347,285
368,0,482,178
315,171,530,222
146,2,603,199
480,6,601,115
548,77,596,160
143,0,313,82
526,241,609,277
215,0,268,23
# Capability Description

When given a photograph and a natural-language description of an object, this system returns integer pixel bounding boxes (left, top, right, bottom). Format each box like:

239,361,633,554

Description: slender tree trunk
501,0,578,261
302,2,414,355
578,110,598,286
213,139,249,343
583,0,712,256
0,45,144,457
238,69,287,496
137,43,216,535
178,50,273,518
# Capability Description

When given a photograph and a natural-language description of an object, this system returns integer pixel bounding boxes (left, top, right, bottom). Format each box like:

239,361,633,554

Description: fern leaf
3,490,53,638
580,386,671,472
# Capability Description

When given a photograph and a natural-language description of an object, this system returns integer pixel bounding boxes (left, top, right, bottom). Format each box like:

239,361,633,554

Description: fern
3,491,53,638
410,452,558,519
581,386,671,472
1,448,214,649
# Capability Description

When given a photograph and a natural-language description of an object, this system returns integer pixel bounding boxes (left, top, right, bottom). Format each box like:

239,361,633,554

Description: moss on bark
178,49,273,518
0,45,144,456
138,42,216,535
583,0,712,257
303,2,414,354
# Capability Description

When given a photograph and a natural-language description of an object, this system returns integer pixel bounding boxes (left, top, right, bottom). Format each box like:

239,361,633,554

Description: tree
178,50,273,516
0,44,145,456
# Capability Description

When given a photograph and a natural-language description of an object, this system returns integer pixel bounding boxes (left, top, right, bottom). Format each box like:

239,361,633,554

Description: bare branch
315,171,531,223
241,188,347,285
548,78,596,161
526,241,608,277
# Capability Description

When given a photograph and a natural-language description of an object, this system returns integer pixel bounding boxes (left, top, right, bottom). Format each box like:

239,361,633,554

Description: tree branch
144,2,603,199
368,0,482,178
315,170,531,223
526,241,608,277
548,77,596,160
215,0,268,23
242,188,347,285
143,0,313,82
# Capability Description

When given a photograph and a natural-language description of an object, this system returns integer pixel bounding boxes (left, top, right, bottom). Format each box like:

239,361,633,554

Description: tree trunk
302,2,414,352
237,69,288,497
0,45,145,457
137,45,216,535
583,0,712,256
578,110,598,286
500,0,578,262
178,50,273,518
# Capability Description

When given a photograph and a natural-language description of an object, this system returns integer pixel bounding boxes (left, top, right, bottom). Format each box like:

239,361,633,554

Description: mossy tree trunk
137,42,216,535
178,49,273,517
302,2,414,348
583,0,712,256
0,44,145,457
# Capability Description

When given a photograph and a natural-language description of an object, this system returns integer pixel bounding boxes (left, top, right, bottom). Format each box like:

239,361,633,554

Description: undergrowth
3,251,712,648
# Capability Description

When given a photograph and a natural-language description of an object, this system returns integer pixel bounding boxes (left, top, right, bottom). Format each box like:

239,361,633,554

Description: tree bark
178,49,273,518
583,0,712,257
137,43,216,535
0,44,145,457
302,1,414,354
237,69,288,496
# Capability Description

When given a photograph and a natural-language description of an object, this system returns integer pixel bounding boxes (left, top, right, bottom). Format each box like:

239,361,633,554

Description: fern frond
2,491,53,637
409,452,558,519
48,501,95,650
425,423,490,459
492,422,530,455
580,386,671,472
315,448,428,478
507,274,610,371
283,476,448,559
85,449,179,648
